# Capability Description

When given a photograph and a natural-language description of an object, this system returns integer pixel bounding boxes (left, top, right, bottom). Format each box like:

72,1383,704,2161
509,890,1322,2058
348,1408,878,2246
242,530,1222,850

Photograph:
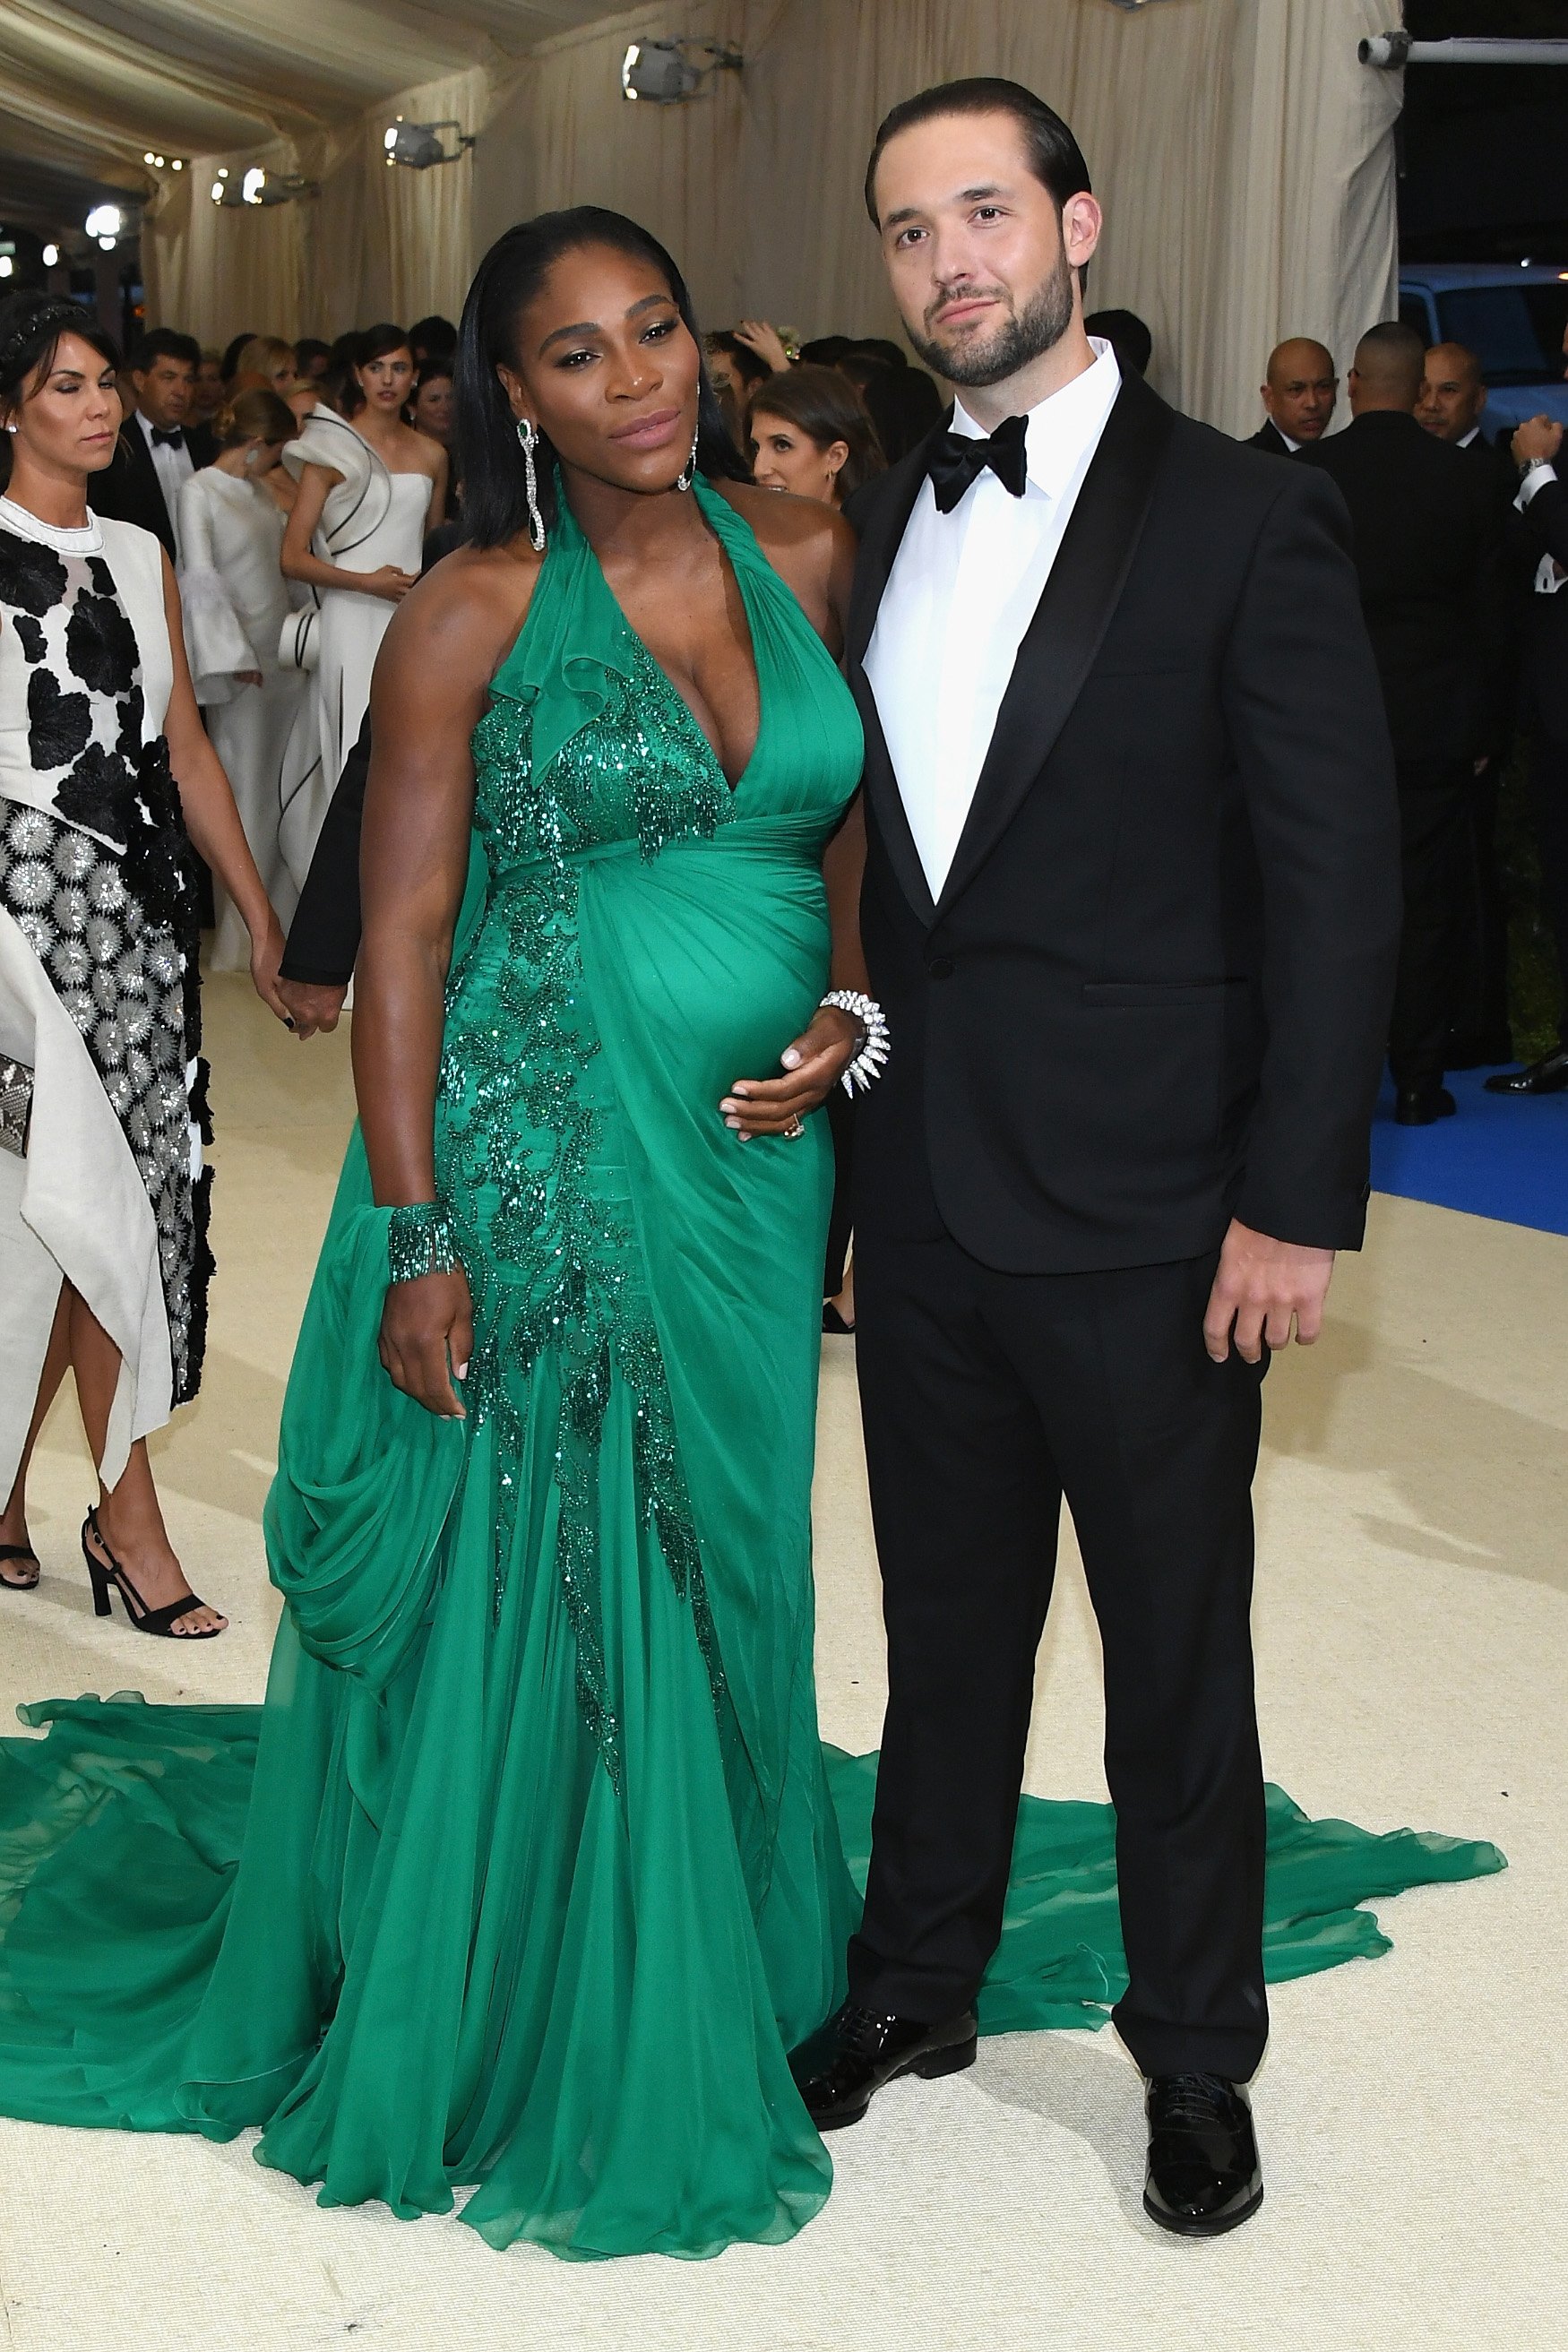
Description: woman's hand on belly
379,1266,475,1417
719,1004,860,1141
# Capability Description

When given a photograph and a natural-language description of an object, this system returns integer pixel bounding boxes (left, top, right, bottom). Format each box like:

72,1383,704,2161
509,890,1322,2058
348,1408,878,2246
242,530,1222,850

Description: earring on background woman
676,426,699,493
515,416,546,552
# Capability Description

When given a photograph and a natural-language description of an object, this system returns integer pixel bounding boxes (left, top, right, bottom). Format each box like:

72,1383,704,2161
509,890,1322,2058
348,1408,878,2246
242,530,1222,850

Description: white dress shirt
865,338,1122,898
136,408,195,559
1516,460,1564,595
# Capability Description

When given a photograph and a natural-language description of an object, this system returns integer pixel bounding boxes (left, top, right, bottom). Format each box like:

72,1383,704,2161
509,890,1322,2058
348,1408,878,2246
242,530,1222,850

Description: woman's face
267,349,297,396
4,332,121,477
707,347,739,400
357,346,414,416
749,409,849,504
499,245,701,499
412,374,454,445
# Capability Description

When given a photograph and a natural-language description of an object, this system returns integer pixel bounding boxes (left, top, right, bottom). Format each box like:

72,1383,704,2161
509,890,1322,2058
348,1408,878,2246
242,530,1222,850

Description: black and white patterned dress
0,495,211,1438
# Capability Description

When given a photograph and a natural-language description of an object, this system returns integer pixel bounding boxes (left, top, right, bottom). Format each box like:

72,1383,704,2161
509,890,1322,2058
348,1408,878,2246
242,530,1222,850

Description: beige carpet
0,976,1562,2352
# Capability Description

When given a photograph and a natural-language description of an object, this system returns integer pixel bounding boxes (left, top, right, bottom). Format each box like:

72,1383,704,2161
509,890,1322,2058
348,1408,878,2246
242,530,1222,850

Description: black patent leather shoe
1484,1047,1568,1097
788,2000,978,2130
1394,1083,1456,1126
1142,2072,1263,2237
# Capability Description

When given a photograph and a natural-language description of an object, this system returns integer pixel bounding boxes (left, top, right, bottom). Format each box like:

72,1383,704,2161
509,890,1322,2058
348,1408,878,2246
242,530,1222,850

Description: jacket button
927,955,954,980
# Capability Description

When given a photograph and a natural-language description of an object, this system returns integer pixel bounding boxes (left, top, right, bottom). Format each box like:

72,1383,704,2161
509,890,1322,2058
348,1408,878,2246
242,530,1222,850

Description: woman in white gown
277,326,445,892
177,388,309,966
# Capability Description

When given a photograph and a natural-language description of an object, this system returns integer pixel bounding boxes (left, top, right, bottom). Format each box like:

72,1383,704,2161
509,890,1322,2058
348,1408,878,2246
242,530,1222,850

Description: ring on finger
783,1115,806,1140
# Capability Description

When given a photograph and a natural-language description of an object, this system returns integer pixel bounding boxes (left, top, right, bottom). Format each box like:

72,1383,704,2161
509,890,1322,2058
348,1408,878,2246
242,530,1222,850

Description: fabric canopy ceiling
0,0,614,227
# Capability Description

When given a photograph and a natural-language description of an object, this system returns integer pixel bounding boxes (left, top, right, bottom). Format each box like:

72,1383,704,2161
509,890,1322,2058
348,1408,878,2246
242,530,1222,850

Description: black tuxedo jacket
87,418,216,559
849,371,1401,1275
1245,419,1297,459
1515,473,1568,746
1297,410,1503,762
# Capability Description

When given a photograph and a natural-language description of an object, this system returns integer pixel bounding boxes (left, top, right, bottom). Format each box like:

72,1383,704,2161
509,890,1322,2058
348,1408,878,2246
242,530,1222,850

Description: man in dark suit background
1487,408,1568,1096
1300,323,1503,1123
1417,340,1521,1068
786,79,1400,2238
88,328,215,561
1245,336,1338,456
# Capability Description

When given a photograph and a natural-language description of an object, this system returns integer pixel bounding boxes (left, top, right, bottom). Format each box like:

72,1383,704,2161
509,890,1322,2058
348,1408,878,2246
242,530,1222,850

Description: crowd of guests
82,296,1568,1142
1243,318,1568,1116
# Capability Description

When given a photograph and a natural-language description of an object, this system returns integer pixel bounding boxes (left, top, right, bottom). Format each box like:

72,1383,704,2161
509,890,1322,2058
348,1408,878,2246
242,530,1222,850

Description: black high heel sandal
80,1508,225,1639
0,1545,39,1591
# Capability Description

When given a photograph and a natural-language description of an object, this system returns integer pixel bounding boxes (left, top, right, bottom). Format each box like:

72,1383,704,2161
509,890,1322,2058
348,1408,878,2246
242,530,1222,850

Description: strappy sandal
80,1508,225,1638
0,1544,40,1590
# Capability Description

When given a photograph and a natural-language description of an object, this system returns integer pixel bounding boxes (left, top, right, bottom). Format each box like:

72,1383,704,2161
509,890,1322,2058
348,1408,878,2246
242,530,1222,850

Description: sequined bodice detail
468,626,732,880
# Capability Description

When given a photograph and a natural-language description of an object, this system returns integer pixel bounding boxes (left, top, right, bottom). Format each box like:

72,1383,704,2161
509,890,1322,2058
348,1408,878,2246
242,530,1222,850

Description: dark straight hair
865,76,1093,227
456,206,749,551
749,365,886,501
0,294,121,489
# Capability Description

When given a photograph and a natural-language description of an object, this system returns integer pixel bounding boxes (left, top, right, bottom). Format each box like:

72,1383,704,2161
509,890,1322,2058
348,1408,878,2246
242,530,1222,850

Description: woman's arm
357,550,538,1415
280,461,415,603
426,444,449,534
177,476,261,694
158,553,289,1020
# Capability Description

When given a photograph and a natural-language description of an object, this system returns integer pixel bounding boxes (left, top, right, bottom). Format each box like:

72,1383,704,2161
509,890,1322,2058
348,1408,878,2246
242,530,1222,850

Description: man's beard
908,249,1075,389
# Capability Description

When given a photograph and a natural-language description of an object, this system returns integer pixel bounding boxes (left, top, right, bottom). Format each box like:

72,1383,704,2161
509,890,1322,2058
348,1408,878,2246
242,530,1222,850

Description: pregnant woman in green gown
0,215,1504,2262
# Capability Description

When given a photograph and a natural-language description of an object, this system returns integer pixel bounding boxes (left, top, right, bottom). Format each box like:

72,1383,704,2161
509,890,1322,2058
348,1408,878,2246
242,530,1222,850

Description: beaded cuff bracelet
387,1201,461,1285
821,988,891,1097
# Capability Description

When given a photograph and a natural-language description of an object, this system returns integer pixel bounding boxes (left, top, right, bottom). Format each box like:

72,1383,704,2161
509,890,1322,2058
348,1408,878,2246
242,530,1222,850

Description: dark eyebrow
883,183,1010,230
538,291,676,357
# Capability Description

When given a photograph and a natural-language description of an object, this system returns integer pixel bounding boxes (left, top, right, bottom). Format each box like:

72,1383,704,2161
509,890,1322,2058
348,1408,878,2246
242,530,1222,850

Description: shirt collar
952,337,1123,501
1276,424,1302,452
1458,426,1480,447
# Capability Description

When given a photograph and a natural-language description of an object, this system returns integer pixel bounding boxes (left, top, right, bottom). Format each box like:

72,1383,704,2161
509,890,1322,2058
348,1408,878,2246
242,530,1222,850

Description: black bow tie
926,413,1029,513
151,426,185,450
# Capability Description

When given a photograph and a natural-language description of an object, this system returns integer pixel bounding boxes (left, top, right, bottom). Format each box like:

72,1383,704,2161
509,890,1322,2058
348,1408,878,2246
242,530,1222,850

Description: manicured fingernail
733,1084,751,1098
454,1362,470,1381
781,1049,801,1069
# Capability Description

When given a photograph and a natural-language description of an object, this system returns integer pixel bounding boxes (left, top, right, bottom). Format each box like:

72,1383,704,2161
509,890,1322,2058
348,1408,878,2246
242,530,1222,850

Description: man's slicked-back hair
865,77,1092,228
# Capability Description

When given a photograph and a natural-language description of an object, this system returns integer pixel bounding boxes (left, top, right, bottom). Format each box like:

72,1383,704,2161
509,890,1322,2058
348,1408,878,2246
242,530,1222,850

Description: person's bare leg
828,1254,856,1333
0,1282,73,1585
67,1291,226,1636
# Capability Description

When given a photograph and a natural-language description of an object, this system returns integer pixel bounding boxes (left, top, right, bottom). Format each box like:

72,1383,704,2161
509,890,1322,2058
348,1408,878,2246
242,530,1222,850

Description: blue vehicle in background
1399,263,1568,443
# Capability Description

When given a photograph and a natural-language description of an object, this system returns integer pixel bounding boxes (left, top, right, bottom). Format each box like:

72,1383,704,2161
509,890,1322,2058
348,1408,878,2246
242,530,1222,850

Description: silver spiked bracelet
821,989,890,1096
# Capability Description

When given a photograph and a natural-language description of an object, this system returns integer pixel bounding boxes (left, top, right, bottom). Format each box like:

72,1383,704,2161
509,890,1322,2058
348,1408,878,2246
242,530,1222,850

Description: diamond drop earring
515,416,546,551
676,426,699,493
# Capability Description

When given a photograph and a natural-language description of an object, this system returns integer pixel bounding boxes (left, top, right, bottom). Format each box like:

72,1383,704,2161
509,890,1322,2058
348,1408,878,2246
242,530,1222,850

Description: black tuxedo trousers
849,1221,1271,2079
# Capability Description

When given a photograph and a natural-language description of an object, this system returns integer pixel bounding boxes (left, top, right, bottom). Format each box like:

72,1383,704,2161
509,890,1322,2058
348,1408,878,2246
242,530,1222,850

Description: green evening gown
0,482,1504,2261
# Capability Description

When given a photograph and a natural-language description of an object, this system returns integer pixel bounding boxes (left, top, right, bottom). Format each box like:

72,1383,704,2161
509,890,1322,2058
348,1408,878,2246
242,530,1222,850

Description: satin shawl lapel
847,430,946,926
935,372,1176,920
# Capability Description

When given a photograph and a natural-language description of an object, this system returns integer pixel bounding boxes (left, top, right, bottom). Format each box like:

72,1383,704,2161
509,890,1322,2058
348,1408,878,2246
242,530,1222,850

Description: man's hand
277,978,349,1038
1512,415,1563,469
1202,1219,1334,1365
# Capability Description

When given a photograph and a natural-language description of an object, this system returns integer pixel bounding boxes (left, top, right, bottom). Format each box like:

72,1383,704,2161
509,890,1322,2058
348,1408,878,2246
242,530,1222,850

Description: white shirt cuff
1517,461,1557,509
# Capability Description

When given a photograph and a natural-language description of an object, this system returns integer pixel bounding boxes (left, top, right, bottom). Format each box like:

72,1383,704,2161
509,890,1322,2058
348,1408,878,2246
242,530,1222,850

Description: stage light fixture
42,243,58,266
620,38,743,104
84,203,122,240
97,237,116,252
383,118,475,169
0,258,12,280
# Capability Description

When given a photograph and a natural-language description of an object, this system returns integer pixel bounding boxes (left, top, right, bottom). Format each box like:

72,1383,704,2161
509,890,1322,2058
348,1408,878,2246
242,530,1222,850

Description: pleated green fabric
0,480,1506,2260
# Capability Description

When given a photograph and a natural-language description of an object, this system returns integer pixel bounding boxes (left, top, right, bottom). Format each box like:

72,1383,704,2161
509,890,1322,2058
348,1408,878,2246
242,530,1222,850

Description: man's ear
1062,191,1103,272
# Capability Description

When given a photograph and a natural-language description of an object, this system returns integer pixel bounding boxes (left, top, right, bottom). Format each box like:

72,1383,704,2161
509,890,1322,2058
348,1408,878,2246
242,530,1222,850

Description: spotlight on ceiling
620,38,743,104
84,202,122,240
0,258,12,280
383,118,476,169
42,243,58,267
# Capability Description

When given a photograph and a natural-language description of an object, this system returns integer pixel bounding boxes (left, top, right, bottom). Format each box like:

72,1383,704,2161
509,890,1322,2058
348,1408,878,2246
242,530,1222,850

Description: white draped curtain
138,0,1403,435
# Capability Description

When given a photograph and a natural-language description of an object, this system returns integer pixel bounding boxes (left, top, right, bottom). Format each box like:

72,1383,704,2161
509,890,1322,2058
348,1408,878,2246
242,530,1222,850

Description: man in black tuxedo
88,328,215,560
1245,336,1338,456
1487,409,1568,1096
788,80,1400,2239
1417,340,1521,1068
1299,324,1504,1123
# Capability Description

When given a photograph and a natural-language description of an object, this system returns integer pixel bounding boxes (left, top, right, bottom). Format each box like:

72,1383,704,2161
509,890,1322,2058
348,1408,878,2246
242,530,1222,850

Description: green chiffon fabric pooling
0,482,1506,2261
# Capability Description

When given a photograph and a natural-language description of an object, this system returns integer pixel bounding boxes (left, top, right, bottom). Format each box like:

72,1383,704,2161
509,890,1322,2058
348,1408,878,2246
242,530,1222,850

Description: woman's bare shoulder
719,478,854,562
381,539,543,690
